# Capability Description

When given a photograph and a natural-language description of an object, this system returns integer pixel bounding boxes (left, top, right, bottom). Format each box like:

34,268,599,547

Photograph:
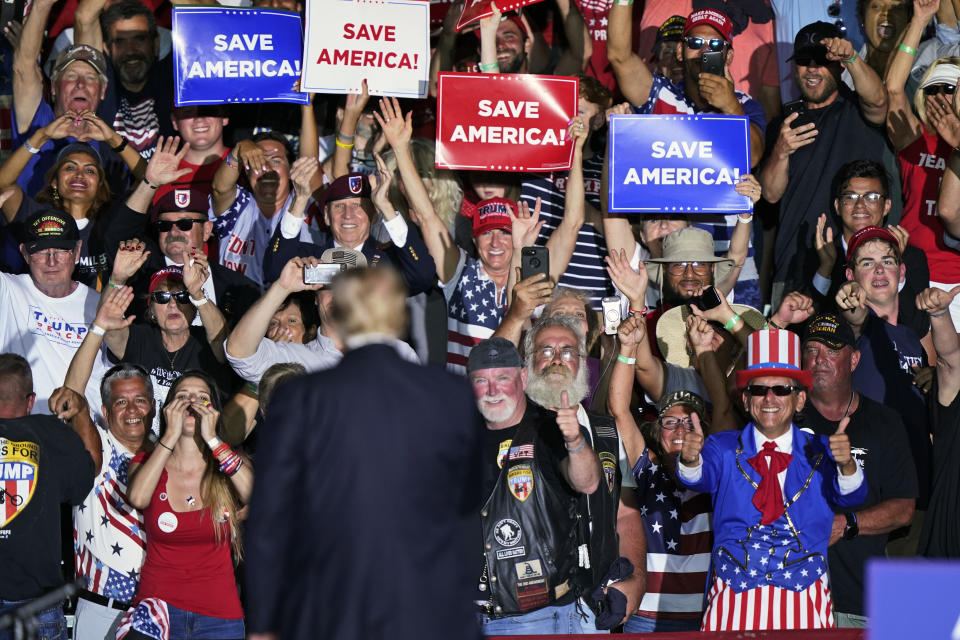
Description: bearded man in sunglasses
607,7,767,167
104,139,260,327
676,328,866,631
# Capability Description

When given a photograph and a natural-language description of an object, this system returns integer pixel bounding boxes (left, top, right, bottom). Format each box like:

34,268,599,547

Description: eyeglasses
666,261,711,276
150,290,190,305
794,56,831,68
29,248,73,262
659,416,695,431
533,345,581,362
684,36,728,52
839,191,885,206
923,84,957,96
155,218,204,232
744,384,801,397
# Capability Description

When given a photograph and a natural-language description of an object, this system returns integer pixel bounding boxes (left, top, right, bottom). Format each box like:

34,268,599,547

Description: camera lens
530,258,540,268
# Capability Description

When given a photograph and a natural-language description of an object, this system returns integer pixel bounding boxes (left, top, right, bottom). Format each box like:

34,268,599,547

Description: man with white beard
468,322,643,635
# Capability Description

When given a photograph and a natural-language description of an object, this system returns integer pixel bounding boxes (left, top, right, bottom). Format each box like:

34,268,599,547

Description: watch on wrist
842,511,859,540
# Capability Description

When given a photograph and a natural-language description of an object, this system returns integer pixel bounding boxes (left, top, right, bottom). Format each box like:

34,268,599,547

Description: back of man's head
0,354,34,418
330,266,408,341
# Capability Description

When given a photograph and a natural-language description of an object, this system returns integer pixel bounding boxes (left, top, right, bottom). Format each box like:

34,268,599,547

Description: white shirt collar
753,425,794,455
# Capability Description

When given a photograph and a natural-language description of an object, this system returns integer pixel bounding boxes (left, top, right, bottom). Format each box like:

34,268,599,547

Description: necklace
166,344,182,372
842,389,855,419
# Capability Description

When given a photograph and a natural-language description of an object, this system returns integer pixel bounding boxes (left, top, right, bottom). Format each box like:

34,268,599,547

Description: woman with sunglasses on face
886,0,960,333
95,259,233,432
609,314,715,633
124,371,251,640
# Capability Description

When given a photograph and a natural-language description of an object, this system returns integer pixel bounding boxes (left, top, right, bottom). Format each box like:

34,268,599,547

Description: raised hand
734,174,763,204
276,256,323,293
233,139,268,175
679,419,704,465
78,111,118,143
886,224,910,257
110,239,150,284
927,92,960,148
289,156,320,201
182,250,210,299
191,397,220,441
814,213,837,274
771,291,815,328
369,152,393,213
373,96,412,150
829,416,857,475
41,112,78,141
605,248,646,308
820,37,856,64
773,112,818,159
915,284,960,317
509,268,554,317
556,390,584,445
342,78,370,123
49,386,89,421
685,313,715,355
567,115,588,151
94,284,136,331
616,314,645,349
160,396,189,447
144,136,191,187
511,197,544,249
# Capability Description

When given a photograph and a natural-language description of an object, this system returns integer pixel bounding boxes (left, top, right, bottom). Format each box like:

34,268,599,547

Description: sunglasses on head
923,83,957,96
744,384,801,397
155,218,204,232
151,290,190,304
684,36,727,52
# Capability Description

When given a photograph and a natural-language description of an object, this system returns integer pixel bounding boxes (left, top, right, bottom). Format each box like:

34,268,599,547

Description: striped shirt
633,451,712,620
441,251,507,374
520,154,613,311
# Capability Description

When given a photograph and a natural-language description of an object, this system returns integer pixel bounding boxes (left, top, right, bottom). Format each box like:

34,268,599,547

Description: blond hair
913,57,960,128
330,266,408,340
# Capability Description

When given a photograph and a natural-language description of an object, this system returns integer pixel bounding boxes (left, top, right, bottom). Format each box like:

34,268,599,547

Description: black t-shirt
800,396,919,615
101,55,175,160
763,87,891,290
918,377,960,557
0,415,94,600
109,323,234,399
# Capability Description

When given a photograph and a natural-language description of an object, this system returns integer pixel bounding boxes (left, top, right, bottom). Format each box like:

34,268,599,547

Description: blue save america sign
608,114,752,214
173,7,309,106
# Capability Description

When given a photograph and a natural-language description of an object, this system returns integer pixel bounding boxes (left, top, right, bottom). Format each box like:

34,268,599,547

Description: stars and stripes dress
442,251,507,374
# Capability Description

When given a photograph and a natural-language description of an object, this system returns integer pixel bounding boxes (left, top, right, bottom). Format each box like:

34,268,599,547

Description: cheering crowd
1,0,960,637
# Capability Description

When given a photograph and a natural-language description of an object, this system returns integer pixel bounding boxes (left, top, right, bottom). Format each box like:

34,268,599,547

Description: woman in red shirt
123,371,252,639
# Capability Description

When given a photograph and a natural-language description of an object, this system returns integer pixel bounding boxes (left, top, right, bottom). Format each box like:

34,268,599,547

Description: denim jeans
166,603,244,640
0,599,67,640
478,600,607,635
623,613,702,633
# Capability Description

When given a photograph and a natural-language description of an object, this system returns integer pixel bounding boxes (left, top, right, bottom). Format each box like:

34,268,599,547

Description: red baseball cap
845,226,900,265
148,266,184,295
682,8,734,43
472,197,515,236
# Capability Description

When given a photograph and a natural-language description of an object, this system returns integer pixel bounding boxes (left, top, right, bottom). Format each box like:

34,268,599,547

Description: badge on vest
599,451,617,493
497,439,513,469
508,444,533,461
0,438,38,529
508,464,533,501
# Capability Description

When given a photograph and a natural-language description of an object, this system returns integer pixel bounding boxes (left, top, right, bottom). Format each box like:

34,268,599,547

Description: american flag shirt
73,428,145,602
441,251,507,375
633,449,712,620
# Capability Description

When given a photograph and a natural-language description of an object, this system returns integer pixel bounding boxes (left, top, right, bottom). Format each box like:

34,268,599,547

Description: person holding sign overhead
676,328,866,630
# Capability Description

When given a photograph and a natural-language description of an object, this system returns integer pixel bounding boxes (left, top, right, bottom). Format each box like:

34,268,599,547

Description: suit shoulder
212,263,258,288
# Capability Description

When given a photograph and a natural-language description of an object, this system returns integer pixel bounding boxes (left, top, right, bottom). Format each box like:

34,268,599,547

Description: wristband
616,354,636,365
90,324,106,337
143,176,159,190
930,309,949,318
107,280,124,289
565,437,587,454
111,137,128,153
767,318,785,330
629,306,647,317
225,151,240,170
843,51,858,64
614,0,634,5
23,139,41,155
723,313,742,331
898,44,917,55
479,62,499,72
336,132,355,142
206,436,223,449
335,138,355,149
189,295,208,307
737,213,753,224
158,441,174,452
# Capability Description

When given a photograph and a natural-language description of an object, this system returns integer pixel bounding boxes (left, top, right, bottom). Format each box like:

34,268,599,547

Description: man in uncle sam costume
676,329,867,631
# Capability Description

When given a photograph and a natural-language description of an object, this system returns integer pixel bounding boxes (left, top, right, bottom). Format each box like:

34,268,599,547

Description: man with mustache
468,329,642,634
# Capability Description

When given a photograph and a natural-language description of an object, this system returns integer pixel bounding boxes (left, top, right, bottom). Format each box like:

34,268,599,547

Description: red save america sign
455,0,545,31
435,72,577,172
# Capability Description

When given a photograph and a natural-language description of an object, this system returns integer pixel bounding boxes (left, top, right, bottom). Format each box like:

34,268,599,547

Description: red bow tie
748,441,793,525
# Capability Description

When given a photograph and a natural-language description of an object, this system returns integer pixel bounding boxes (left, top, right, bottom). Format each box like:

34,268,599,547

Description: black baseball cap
467,338,523,373
803,312,856,350
22,210,80,253
789,21,843,62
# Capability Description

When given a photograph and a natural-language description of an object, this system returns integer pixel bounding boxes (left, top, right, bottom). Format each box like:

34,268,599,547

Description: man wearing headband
677,329,865,630
758,20,890,308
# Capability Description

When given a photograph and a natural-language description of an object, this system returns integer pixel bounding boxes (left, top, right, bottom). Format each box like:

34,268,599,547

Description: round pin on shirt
158,511,178,533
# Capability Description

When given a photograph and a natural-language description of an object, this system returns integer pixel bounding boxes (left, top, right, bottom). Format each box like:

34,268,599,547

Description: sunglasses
794,56,830,68
923,84,957,96
744,384,801,397
151,290,190,304
155,218,204,232
684,36,727,52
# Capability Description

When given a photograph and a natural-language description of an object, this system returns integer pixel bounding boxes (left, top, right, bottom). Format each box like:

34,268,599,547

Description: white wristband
190,295,208,307
206,436,222,449
23,140,41,155
90,324,106,337
737,213,753,224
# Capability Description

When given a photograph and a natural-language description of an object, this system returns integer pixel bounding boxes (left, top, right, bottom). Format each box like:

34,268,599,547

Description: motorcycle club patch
497,439,512,469
493,518,522,547
0,438,38,529
599,451,618,493
508,464,533,501
508,444,533,460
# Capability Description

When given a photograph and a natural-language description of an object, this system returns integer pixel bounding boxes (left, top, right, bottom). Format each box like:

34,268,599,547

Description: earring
51,185,60,203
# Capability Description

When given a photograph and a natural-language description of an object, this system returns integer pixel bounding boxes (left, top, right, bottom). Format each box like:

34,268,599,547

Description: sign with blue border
608,114,752,214
173,7,308,106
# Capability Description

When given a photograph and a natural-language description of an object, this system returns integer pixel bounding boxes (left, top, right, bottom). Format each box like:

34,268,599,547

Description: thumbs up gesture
557,391,584,451
916,285,960,319
679,414,705,466
829,416,857,476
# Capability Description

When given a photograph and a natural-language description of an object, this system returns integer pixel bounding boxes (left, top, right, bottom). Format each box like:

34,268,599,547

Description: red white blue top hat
735,329,813,389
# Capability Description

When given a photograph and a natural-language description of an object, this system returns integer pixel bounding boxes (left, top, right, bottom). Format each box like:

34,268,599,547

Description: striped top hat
735,329,812,389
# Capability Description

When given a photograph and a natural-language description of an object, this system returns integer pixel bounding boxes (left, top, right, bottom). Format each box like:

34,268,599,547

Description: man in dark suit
103,183,260,327
261,173,436,294
245,266,483,640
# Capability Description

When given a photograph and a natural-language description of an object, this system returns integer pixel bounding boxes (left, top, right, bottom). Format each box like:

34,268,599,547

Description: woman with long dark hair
123,370,252,640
